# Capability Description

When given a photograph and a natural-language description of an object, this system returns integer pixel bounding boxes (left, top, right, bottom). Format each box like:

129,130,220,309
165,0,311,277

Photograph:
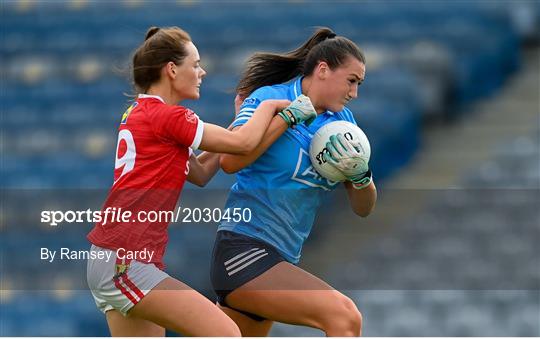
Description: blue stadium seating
2,1,535,336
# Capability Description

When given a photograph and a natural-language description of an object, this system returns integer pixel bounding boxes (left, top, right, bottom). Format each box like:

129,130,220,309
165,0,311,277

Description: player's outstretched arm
198,99,291,155
220,117,288,173
220,94,318,173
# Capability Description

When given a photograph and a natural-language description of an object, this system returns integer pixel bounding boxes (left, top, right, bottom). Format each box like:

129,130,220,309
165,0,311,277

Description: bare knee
223,326,242,337
321,293,362,336
220,319,242,337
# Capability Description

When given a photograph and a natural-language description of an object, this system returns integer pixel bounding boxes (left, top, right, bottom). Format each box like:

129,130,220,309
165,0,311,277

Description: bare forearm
199,100,288,154
198,151,221,180
232,100,284,151
345,181,377,217
186,152,221,187
220,115,288,173
197,151,219,165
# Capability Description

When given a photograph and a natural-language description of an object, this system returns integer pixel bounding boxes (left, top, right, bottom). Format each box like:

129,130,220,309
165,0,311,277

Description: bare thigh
127,277,240,336
106,310,164,337
225,262,361,335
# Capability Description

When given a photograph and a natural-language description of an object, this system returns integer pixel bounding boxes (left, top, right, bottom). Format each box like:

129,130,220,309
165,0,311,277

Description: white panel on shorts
86,245,169,316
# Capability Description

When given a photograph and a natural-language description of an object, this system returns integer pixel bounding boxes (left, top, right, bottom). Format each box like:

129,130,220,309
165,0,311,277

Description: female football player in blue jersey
210,27,377,336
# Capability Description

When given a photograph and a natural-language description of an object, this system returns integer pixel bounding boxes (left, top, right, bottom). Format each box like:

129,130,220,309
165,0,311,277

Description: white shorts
86,245,169,316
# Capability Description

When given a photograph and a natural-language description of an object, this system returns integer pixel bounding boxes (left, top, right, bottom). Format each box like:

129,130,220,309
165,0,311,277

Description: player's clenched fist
324,133,372,189
278,94,318,127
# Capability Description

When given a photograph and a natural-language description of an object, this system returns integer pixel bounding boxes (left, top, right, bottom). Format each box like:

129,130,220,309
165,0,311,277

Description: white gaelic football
309,121,371,182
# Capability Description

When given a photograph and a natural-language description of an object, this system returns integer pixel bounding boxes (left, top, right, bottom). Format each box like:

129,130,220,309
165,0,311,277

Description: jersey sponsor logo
185,109,198,124
120,102,138,125
242,98,259,106
291,149,339,191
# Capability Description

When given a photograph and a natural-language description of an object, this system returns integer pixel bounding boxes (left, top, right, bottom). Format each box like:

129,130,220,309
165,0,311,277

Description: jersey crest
120,102,138,124
185,108,198,124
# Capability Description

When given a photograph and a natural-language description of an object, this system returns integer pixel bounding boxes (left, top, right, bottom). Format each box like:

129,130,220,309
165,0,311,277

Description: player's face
321,56,365,112
173,41,206,100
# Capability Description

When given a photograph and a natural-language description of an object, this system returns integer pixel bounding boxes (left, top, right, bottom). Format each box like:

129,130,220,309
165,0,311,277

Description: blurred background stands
1,0,539,336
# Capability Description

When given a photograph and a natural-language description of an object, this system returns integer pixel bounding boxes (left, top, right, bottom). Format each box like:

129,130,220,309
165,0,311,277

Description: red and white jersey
88,94,204,269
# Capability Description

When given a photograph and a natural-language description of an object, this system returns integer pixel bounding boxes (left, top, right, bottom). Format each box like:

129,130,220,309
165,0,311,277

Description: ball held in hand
309,121,371,182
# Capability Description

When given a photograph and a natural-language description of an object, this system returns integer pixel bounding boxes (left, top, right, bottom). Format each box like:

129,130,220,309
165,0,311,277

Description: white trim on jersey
190,117,204,150
138,94,165,103
239,108,256,114
293,78,300,98
236,112,253,120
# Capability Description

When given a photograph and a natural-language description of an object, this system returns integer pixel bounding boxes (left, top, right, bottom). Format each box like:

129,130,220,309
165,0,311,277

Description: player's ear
165,61,177,79
315,61,329,80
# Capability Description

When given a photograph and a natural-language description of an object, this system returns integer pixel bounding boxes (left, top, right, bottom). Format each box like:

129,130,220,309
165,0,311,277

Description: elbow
220,157,239,174
189,171,212,187
354,208,373,218
353,201,376,217
198,178,211,187
221,164,238,175
191,177,207,187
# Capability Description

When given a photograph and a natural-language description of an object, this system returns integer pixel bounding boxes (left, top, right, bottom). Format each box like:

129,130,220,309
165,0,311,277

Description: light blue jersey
218,77,358,263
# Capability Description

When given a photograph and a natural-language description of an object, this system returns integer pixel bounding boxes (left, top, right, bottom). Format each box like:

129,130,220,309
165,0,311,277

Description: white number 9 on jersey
114,129,136,184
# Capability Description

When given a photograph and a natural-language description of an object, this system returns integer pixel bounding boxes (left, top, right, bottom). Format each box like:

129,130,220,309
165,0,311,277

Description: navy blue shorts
210,230,285,321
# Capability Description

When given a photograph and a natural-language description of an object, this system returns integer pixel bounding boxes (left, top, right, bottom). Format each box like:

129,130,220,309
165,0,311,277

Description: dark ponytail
236,27,337,97
236,27,365,97
144,26,161,40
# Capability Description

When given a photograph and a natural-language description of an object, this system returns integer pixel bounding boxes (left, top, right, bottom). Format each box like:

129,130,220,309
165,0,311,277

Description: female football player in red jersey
86,26,317,336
